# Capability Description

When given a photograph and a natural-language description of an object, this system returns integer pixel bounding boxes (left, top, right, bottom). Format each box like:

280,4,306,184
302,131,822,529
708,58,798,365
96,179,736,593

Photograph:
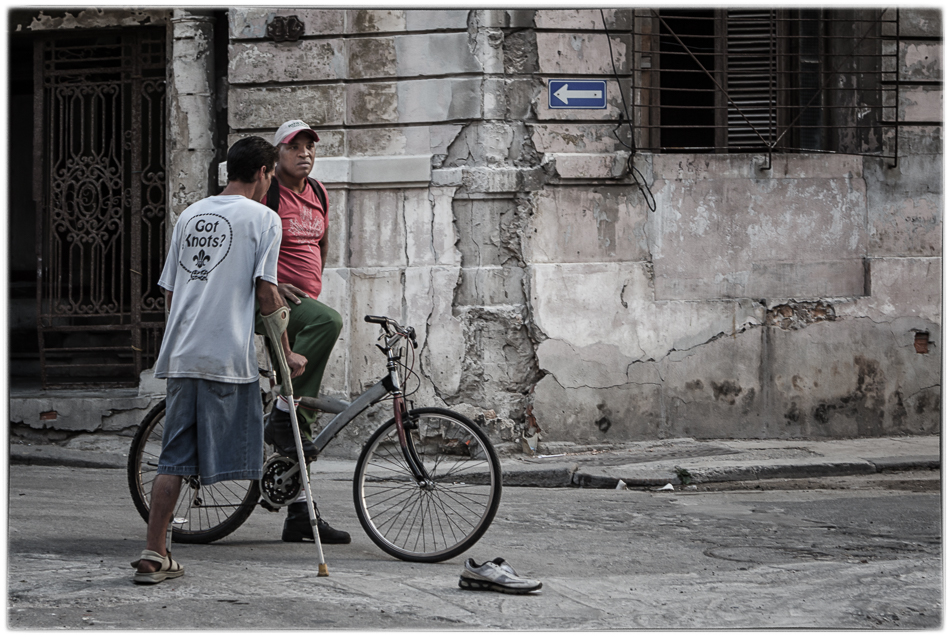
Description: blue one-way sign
548,80,607,109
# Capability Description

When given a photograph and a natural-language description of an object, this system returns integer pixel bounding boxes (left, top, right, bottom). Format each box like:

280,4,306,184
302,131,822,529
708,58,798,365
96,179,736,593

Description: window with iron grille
633,8,899,157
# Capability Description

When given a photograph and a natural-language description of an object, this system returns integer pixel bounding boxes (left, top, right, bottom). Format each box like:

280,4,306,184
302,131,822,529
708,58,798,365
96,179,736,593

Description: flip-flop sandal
131,549,184,585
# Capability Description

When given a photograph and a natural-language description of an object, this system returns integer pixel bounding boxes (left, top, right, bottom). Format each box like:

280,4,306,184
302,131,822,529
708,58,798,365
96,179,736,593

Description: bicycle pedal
258,499,281,513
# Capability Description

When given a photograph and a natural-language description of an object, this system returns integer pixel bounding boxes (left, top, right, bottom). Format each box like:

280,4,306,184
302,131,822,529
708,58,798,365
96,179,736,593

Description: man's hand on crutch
259,305,330,577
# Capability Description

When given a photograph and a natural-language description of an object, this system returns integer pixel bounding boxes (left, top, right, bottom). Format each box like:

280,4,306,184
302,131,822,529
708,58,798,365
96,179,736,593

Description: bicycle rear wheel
353,407,502,562
127,399,260,544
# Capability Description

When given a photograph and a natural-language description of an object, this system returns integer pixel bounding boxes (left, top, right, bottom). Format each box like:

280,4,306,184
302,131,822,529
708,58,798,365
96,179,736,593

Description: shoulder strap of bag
265,176,281,213
267,176,328,215
307,177,328,215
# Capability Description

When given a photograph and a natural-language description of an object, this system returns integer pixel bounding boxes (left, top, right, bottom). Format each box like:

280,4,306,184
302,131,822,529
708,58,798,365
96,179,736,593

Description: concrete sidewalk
9,434,939,488
499,435,940,488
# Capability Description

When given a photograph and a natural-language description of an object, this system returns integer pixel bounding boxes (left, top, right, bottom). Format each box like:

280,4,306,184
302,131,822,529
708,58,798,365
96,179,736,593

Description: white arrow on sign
553,84,604,104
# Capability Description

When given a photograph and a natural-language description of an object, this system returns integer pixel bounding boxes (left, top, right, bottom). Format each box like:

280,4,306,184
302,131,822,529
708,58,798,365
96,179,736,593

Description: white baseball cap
273,119,320,145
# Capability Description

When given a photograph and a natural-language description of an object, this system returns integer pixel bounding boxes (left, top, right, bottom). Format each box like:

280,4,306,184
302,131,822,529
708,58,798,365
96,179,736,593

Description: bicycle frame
305,380,387,450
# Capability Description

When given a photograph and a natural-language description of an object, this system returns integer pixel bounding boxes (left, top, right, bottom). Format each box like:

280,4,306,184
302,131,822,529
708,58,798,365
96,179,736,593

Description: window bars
632,8,903,164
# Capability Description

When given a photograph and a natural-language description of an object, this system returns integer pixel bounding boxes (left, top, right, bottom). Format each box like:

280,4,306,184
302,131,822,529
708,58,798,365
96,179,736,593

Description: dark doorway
9,33,39,385
25,28,167,388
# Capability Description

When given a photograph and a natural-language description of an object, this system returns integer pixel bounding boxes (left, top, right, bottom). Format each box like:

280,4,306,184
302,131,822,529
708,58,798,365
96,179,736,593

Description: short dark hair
227,136,278,183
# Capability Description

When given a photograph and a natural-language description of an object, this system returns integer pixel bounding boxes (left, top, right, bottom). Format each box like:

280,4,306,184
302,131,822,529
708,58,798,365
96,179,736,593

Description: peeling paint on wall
23,9,167,31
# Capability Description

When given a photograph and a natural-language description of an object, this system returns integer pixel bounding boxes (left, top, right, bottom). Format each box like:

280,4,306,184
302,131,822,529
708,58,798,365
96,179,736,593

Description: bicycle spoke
399,490,426,551
364,487,419,522
375,488,421,537
365,486,419,530
200,485,220,530
214,480,246,506
368,440,412,474
363,481,418,502
431,483,491,517
423,489,472,540
422,489,457,549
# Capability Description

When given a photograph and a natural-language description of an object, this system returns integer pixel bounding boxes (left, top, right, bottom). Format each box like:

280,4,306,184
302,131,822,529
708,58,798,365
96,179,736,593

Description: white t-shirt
154,195,281,383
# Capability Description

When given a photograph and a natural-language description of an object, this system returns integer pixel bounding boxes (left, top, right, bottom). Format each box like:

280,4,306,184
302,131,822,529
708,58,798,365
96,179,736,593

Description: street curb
10,447,127,470
502,464,578,488
563,457,941,489
868,456,941,472
574,472,676,488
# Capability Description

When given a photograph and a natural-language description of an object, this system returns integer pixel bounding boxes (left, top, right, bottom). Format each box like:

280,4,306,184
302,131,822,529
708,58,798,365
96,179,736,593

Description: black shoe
264,407,317,460
281,502,351,544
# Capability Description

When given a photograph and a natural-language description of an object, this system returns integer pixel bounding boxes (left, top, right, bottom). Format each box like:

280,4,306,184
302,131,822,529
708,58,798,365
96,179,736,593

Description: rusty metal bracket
267,15,305,42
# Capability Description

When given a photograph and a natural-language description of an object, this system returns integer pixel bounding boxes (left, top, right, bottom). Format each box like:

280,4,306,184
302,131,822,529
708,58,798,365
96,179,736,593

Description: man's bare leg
137,473,183,573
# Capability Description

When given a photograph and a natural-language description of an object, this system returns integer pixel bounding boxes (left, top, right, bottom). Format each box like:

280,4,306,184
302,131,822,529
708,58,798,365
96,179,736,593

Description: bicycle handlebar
364,315,417,349
364,315,390,327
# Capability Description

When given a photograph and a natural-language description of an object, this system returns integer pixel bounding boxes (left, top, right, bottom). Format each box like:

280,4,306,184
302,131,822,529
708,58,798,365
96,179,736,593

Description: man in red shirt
257,119,349,544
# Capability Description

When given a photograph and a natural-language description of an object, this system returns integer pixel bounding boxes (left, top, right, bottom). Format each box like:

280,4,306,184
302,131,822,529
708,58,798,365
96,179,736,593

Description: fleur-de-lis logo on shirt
193,249,211,268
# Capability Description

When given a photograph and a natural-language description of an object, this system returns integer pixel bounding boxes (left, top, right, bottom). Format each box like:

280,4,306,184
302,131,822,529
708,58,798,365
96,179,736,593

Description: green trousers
256,297,343,435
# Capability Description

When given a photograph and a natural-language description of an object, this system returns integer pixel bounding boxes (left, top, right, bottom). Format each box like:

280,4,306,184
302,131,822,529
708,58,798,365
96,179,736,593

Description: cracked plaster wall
219,8,940,450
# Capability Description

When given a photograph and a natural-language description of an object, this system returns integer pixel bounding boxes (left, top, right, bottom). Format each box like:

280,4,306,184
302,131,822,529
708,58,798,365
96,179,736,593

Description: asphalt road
6,465,941,629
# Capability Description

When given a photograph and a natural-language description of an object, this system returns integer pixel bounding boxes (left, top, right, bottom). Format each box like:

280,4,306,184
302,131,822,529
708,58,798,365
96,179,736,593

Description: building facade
9,8,942,449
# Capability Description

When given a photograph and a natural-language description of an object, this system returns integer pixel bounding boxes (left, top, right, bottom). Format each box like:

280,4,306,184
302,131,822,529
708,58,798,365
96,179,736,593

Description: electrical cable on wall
601,9,656,212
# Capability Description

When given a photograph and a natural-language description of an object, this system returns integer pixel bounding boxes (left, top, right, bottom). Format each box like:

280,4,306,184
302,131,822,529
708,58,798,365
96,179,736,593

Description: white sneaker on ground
458,557,542,594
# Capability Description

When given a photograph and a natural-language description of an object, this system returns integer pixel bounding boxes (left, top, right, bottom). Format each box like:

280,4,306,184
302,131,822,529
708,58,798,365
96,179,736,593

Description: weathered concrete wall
167,10,217,227
524,9,941,443
218,8,940,450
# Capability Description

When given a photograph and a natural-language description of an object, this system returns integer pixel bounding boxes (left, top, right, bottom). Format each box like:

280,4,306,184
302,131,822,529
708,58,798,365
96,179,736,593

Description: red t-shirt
262,181,327,299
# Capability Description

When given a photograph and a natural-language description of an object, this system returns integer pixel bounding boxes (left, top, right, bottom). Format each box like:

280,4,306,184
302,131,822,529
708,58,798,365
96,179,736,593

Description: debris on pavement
675,466,693,485
521,403,541,456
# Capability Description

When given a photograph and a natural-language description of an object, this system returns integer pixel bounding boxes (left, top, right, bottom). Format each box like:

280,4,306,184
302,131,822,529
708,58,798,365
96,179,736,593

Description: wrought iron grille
34,29,167,388
632,8,902,162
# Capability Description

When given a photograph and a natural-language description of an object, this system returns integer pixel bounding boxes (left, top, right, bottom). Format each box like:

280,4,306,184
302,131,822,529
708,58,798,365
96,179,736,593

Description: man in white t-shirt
131,136,306,585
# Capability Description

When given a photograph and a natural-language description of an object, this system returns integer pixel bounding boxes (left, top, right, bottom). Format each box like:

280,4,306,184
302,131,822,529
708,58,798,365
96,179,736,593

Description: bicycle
127,315,502,563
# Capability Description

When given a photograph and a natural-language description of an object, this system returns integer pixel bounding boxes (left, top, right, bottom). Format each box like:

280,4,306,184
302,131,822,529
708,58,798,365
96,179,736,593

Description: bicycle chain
259,454,302,508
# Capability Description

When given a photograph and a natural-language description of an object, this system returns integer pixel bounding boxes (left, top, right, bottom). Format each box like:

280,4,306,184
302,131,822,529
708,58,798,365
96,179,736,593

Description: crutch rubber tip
318,563,329,577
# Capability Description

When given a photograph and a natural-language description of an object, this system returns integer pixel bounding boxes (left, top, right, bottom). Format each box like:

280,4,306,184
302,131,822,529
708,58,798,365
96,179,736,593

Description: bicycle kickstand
260,306,328,577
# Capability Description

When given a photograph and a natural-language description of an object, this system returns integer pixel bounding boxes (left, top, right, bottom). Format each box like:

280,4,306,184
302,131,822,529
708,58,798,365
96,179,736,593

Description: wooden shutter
724,10,778,150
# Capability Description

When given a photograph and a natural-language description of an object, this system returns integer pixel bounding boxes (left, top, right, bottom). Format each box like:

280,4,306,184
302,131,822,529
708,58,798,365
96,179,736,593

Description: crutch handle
259,306,294,398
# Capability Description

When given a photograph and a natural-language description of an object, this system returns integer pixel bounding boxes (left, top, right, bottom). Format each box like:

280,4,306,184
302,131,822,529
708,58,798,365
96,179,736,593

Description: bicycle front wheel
353,407,502,562
127,399,260,544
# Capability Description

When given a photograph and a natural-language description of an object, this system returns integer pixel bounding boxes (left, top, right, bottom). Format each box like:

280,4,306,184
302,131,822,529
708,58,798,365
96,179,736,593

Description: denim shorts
157,378,264,485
